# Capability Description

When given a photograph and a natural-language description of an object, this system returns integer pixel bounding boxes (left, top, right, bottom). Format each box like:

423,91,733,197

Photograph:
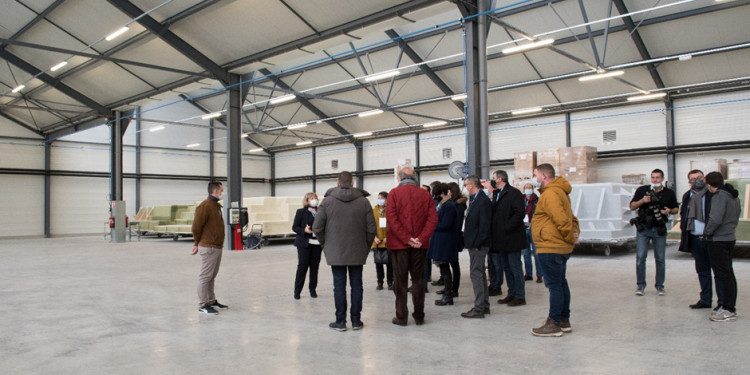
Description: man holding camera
630,169,679,296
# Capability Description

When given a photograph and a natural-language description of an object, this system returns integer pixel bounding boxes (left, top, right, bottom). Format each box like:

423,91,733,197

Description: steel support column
270,154,276,197
134,107,141,212
665,98,676,188
226,74,243,250
415,133,421,184
565,112,572,147
463,0,490,178
110,112,128,201
312,147,317,192
44,141,51,238
355,141,364,189
209,119,215,178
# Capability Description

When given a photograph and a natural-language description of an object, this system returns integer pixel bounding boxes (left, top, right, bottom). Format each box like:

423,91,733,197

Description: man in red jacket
387,167,438,326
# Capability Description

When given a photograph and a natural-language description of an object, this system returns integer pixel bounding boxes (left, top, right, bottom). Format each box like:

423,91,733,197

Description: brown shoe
531,318,563,337
461,309,485,319
536,276,543,283
497,295,514,304
392,317,407,326
376,284,384,290
507,297,526,306
560,318,572,333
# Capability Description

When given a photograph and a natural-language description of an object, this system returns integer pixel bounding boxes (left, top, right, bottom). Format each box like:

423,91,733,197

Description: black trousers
439,262,453,296
294,244,322,295
708,241,738,312
376,261,393,285
450,260,461,294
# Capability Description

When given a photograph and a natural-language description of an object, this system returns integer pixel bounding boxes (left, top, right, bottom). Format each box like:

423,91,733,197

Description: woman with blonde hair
292,192,322,299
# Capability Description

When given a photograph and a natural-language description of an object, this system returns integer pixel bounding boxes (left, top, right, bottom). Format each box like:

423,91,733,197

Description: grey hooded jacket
312,186,377,266
705,185,741,242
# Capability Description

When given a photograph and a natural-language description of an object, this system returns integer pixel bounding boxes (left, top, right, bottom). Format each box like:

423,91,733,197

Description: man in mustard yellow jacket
530,164,580,337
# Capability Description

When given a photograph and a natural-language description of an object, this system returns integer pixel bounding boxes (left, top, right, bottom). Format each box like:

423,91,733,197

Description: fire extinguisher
109,217,115,228
125,216,129,228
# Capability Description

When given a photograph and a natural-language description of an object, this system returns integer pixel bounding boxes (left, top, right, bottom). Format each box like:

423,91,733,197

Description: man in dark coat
491,170,529,307
461,175,493,319
312,171,377,332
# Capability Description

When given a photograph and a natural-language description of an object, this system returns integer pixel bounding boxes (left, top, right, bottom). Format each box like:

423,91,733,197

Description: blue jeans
501,251,525,299
538,253,570,325
636,227,667,289
522,228,542,277
488,252,504,291
690,235,724,306
331,265,363,324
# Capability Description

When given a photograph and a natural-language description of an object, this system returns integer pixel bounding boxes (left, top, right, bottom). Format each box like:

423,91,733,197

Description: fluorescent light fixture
364,70,400,82
148,126,165,132
358,109,383,117
296,140,312,146
353,131,373,138
11,85,25,93
627,92,667,102
105,26,129,41
201,112,222,120
678,54,692,61
287,123,307,130
186,143,201,148
249,148,263,153
270,94,296,104
511,107,543,115
315,120,323,124
50,61,68,72
451,93,467,101
579,70,625,82
423,120,448,128
241,133,249,138
502,38,555,54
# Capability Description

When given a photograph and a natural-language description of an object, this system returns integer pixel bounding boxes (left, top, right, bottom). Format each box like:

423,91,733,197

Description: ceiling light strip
579,70,624,82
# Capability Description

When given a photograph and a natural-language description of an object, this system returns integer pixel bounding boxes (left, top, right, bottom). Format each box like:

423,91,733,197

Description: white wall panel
316,179,338,195
51,142,110,172
674,91,750,145
243,156,271,178
364,175,398,196
420,129,466,166
363,135,416,170
316,144,356,175
0,175,44,237
124,146,136,174
50,176,110,235
596,156,668,185
0,140,44,169
571,103,666,150
139,179,207,207
140,149,210,176
275,182,311,197
489,115,566,160
243,182,271,198
274,150,313,178
58,124,110,144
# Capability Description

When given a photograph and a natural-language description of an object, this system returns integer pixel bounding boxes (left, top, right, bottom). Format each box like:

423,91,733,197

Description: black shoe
431,279,444,286
488,288,502,296
376,284,384,290
484,307,491,315
387,284,393,290
210,301,228,310
294,294,300,300
392,317,407,326
461,309,485,319
436,289,446,295
435,296,454,306
524,275,533,281
690,301,711,309
329,321,347,331
199,304,219,315
536,276,543,283
310,290,318,298
351,321,364,330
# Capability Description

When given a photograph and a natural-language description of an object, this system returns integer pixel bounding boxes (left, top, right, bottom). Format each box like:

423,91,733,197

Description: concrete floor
1,236,749,374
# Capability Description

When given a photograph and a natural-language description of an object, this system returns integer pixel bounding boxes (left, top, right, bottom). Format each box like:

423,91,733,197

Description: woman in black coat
292,192,322,300
426,183,459,306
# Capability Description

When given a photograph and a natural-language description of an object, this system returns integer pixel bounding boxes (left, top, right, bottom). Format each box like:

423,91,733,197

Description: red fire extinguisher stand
233,224,243,250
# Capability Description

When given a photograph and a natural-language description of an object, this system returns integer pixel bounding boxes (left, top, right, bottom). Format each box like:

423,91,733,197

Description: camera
630,190,667,235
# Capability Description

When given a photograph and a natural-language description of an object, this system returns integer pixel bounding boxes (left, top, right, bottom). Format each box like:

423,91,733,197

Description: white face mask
309,199,318,207
650,183,661,189
531,177,541,189
482,189,489,196
377,199,386,206
524,189,533,196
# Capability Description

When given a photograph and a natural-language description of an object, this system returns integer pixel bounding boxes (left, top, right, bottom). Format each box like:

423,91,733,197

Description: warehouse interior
1,0,749,373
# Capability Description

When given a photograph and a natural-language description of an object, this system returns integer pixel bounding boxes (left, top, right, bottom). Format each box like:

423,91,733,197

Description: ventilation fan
448,161,466,180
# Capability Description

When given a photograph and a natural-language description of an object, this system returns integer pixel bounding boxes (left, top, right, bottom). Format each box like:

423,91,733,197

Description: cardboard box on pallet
513,151,537,179
536,148,560,173
560,146,598,184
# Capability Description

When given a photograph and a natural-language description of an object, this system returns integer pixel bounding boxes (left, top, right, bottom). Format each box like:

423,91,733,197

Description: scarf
686,186,708,232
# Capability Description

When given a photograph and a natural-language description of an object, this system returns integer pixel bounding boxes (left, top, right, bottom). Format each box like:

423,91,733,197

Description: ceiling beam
46,116,107,141
612,0,665,89
106,0,228,84
259,68,352,140
0,0,66,51
385,29,464,112
178,94,265,149
0,50,110,115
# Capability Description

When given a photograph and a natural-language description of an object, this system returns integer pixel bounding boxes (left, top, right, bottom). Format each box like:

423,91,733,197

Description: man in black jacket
461,175,493,319
491,170,529,307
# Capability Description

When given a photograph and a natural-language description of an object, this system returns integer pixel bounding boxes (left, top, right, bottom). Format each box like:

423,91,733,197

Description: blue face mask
530,177,541,189
524,189,533,196
377,198,386,206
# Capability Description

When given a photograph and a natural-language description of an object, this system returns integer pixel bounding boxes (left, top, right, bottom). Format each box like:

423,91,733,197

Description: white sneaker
635,288,644,296
657,288,665,296
710,307,737,322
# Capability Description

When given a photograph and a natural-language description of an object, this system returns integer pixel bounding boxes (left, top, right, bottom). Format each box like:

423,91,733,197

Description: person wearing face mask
191,181,228,315
483,178,505,297
427,183,459,306
679,170,724,310
629,169,679,297
703,172,741,322
372,192,393,291
522,183,543,283
292,192,323,300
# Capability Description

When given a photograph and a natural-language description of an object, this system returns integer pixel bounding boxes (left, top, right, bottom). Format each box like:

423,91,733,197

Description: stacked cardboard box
560,146,598,184
728,160,750,179
536,148,561,172
513,151,536,189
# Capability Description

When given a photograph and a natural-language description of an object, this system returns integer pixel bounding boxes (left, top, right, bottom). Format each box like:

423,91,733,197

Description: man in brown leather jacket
191,181,228,315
